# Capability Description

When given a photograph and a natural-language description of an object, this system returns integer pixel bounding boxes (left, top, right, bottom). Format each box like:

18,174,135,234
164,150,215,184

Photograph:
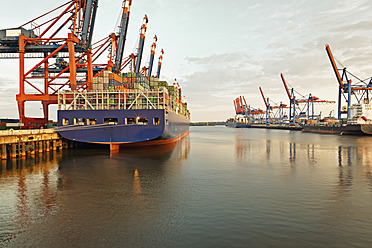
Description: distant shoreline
190,122,225,126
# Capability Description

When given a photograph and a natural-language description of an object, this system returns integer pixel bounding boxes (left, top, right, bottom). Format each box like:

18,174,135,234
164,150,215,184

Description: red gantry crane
147,35,158,78
135,15,149,74
233,96,265,124
156,49,164,78
280,73,334,125
89,0,133,74
259,86,288,125
325,44,372,121
0,0,98,128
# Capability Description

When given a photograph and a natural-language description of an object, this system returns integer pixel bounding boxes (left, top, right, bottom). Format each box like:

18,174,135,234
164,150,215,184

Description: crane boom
325,44,345,89
135,15,148,74
280,73,292,101
113,0,132,73
80,0,97,49
156,49,164,78
233,99,237,114
87,0,98,49
243,96,248,111
259,87,268,107
147,35,157,78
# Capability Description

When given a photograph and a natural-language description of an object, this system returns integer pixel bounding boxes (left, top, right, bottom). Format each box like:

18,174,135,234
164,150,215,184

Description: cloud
182,53,265,121
0,76,18,118
185,52,251,66
330,21,372,33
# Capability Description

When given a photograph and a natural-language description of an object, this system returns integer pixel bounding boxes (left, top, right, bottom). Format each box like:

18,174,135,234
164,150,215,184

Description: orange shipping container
164,93,169,105
109,73,123,83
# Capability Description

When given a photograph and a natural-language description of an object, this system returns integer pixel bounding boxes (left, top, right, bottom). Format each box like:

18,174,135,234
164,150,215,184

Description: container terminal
0,0,190,154
227,44,372,135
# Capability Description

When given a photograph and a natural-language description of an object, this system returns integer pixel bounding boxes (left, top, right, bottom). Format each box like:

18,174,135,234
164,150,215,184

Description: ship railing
57,89,190,120
57,89,168,111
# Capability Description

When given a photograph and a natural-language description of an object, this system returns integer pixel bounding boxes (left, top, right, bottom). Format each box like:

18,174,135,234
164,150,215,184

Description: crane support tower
325,44,372,121
0,0,98,128
259,86,288,125
280,73,334,125
156,49,164,78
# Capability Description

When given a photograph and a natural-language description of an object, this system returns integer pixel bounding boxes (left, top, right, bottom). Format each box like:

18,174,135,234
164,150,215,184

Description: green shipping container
159,81,168,87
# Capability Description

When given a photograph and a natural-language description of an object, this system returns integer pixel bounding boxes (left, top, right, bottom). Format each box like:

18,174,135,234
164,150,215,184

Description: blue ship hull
57,109,189,145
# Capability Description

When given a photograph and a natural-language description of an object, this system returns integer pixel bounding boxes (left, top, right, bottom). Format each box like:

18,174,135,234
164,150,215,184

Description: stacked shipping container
90,71,189,118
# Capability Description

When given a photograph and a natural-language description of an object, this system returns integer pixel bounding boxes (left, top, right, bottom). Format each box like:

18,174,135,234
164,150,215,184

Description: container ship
226,96,251,128
57,71,190,150
302,101,372,135
225,115,251,128
55,1,190,151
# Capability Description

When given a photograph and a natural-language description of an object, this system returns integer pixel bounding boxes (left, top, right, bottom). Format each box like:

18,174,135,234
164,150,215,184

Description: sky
0,0,372,122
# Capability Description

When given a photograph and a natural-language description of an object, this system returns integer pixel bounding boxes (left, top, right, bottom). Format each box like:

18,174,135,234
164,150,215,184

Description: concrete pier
0,129,65,160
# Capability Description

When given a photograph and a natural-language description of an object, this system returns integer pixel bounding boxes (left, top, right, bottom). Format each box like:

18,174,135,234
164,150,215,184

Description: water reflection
0,152,62,243
289,143,296,163
235,132,372,167
0,136,190,245
3,128,372,247
235,131,372,189
133,169,142,195
338,146,352,167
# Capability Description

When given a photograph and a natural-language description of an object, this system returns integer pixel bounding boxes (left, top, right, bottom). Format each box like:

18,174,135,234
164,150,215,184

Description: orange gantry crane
259,86,288,124
0,0,98,128
90,0,133,74
233,96,265,124
280,73,334,124
325,44,372,120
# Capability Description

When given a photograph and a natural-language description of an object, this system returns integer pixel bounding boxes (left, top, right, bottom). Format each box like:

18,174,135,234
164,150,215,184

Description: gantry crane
147,35,158,78
233,96,265,124
156,49,164,78
280,73,334,124
88,0,133,74
233,96,250,124
113,0,132,73
259,87,288,125
134,15,148,74
234,96,249,115
94,12,149,76
0,0,98,128
326,44,372,120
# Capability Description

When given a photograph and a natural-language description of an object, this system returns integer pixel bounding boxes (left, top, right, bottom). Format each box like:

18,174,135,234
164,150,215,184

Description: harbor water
1,126,372,247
